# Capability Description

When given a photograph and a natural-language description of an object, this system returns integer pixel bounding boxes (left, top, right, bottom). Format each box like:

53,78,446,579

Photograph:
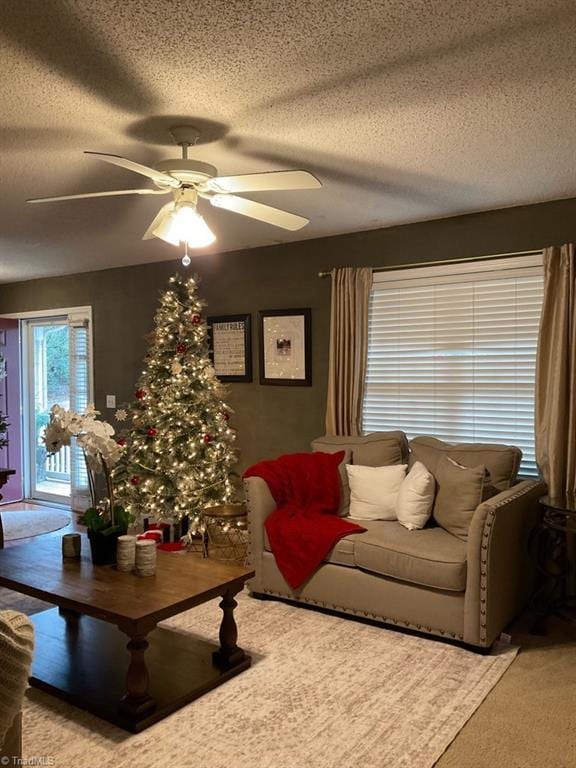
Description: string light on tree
114,273,237,527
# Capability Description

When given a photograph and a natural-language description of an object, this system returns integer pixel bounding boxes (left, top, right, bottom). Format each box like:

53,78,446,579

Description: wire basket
204,504,248,566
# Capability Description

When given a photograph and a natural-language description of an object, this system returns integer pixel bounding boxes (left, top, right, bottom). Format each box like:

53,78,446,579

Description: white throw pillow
346,464,407,520
396,461,435,530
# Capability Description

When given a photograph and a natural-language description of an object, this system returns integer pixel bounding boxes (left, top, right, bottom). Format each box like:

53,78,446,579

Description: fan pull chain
182,241,191,267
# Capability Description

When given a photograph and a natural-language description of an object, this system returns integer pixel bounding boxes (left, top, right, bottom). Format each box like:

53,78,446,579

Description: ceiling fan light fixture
151,208,180,246
153,203,216,248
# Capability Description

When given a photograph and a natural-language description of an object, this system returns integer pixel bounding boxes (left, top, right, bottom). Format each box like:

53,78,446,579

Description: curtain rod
317,248,543,278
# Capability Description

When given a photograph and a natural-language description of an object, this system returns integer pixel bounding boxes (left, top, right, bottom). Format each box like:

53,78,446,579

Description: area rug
1,508,71,541
14,591,518,768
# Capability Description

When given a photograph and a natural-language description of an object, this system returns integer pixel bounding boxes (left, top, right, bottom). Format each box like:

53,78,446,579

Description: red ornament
203,434,212,444
135,388,146,399
130,475,141,486
222,412,230,421
116,437,127,446
191,314,201,325
176,343,187,354
147,427,157,437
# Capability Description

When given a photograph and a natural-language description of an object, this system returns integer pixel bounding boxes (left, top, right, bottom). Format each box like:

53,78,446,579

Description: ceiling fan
26,125,322,255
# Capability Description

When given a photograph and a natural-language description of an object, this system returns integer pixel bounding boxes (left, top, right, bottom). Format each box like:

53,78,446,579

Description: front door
0,318,23,503
25,318,72,504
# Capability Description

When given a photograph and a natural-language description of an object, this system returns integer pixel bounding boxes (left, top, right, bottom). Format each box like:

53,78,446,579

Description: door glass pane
32,322,71,500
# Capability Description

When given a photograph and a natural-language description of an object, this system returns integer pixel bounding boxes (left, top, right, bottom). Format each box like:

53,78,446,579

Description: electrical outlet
106,395,116,408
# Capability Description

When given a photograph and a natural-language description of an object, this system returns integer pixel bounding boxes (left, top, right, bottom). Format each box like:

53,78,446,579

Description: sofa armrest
243,477,276,592
464,479,545,647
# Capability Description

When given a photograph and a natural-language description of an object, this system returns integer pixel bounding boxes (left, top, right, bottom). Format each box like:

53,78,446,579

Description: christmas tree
114,274,237,526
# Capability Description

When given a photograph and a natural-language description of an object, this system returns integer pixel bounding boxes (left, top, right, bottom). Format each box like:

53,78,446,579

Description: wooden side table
530,494,576,634
203,503,248,566
0,468,16,549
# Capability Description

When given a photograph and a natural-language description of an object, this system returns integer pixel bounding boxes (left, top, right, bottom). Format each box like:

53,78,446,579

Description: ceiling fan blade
27,188,171,204
142,202,175,240
84,151,180,188
211,194,309,231
206,170,321,194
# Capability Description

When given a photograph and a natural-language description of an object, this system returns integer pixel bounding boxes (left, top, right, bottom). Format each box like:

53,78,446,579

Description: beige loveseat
244,433,545,649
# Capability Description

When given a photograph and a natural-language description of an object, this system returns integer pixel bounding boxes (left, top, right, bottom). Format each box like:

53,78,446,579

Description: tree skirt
1,509,71,541
19,591,518,768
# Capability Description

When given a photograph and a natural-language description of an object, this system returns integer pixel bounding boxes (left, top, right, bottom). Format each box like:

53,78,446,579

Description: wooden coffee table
0,535,255,732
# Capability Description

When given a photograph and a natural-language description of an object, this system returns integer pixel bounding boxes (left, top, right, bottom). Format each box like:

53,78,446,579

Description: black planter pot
87,529,126,565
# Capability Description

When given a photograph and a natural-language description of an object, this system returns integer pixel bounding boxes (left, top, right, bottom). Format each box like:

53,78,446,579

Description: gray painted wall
1,196,575,472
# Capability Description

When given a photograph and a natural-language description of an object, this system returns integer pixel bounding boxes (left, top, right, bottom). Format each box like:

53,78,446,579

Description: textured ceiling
0,0,575,282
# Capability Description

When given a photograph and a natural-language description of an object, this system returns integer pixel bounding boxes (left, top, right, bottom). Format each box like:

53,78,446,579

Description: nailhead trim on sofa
478,481,538,644
258,587,463,641
244,480,254,566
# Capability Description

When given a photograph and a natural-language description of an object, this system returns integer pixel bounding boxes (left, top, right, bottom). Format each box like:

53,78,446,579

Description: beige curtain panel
535,243,576,499
326,267,373,436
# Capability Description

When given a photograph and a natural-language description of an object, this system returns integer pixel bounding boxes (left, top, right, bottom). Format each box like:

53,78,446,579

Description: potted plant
80,504,133,564
44,404,133,564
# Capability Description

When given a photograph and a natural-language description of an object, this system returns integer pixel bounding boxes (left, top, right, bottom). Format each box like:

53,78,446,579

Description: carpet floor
436,613,576,768
0,589,517,768
1,509,71,541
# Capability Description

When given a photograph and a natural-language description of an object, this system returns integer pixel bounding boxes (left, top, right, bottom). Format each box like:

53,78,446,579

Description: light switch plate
106,395,116,409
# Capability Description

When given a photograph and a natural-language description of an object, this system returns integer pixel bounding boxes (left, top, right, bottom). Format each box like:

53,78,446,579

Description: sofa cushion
263,519,387,568
312,432,409,516
353,521,467,592
408,435,521,494
312,432,409,466
346,463,407,520
396,461,435,530
433,456,486,541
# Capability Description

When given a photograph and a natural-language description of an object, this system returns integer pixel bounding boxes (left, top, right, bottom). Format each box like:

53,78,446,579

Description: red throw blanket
243,451,366,589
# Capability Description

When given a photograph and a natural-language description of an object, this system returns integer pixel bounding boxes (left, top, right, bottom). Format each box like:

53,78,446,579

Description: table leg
212,590,245,669
529,519,572,634
0,479,11,549
119,634,156,718
58,607,81,635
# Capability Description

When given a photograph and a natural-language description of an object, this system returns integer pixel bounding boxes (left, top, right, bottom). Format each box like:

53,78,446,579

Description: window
363,255,544,475
68,314,92,510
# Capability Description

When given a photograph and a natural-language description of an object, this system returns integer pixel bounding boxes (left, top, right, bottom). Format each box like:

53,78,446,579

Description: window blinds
362,256,544,475
69,315,91,510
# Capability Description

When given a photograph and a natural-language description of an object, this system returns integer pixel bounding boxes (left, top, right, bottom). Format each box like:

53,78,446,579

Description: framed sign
259,308,312,386
207,314,252,383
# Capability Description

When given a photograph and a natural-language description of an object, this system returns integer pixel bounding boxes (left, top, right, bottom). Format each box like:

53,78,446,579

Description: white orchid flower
86,419,115,439
45,403,119,467
43,422,71,453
